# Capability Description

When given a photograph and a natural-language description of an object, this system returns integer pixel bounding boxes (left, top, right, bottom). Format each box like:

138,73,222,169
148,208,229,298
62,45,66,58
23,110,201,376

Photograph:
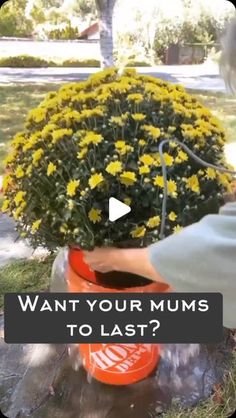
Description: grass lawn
189,89,236,144
0,255,54,311
0,83,62,174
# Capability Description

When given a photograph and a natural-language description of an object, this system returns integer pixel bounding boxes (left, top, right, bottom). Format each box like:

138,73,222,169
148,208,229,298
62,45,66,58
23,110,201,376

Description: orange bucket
67,247,171,385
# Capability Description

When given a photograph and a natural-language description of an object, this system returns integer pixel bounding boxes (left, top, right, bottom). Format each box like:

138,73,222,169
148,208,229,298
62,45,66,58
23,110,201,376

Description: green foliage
47,24,80,40
29,1,46,25
62,58,100,67
0,256,54,310
72,0,97,18
0,0,33,37
3,68,232,250
153,10,233,63
0,55,100,68
125,60,151,67
0,55,56,68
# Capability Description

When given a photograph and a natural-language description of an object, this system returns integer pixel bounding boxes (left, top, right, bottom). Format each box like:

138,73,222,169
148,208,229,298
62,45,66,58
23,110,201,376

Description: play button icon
109,197,131,222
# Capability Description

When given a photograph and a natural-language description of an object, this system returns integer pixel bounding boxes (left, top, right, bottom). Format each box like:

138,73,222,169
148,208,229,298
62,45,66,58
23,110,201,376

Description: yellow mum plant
2,68,233,250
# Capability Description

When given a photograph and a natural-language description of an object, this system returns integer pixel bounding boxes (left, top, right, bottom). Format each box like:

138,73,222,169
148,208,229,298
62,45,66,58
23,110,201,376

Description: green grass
0,255,54,311
0,83,62,174
188,89,236,144
163,352,236,418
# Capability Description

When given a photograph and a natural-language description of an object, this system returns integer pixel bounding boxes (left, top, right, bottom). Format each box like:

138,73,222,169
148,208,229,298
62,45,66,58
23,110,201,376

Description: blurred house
79,23,99,40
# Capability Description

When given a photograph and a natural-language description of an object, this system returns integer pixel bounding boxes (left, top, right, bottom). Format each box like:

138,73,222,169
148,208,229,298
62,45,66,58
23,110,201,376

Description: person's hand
83,247,167,285
83,247,121,273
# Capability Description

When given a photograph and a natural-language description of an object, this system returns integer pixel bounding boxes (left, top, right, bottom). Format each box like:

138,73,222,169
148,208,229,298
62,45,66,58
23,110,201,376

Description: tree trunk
96,0,116,68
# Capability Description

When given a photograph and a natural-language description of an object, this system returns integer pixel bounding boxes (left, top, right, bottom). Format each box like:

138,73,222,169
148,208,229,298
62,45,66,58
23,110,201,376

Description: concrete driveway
0,62,227,92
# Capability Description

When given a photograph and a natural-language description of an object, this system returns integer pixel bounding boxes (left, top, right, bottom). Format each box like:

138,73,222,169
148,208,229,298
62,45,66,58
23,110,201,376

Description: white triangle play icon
109,197,131,222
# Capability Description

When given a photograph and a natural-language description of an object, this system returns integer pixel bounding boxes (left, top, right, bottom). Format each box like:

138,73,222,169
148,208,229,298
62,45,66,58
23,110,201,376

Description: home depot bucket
67,247,171,385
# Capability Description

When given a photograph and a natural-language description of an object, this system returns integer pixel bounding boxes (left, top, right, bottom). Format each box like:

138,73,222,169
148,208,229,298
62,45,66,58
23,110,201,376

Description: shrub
153,11,233,63
0,55,56,68
2,68,233,250
62,59,100,67
0,56,100,68
125,61,151,67
47,24,80,40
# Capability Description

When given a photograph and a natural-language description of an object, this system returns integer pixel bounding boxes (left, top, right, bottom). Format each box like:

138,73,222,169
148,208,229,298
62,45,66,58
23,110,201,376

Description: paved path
0,62,227,92
0,213,48,268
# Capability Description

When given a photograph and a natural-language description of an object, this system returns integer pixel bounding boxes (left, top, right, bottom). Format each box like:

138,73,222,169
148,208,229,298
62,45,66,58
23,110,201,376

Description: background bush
0,56,102,68
153,11,233,63
47,24,80,40
61,58,100,67
0,55,56,68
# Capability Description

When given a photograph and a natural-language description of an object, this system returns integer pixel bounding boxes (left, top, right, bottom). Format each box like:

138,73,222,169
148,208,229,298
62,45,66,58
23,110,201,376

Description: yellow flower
163,153,174,167
205,168,216,180
127,93,143,103
115,140,126,149
169,140,177,148
77,147,88,159
60,224,68,234
120,171,137,186
14,191,26,206
13,202,26,220
186,175,200,193
173,224,183,234
138,139,146,146
26,165,33,176
124,197,132,206
4,152,18,166
110,116,125,126
80,131,103,147
15,165,24,178
28,108,46,124
168,211,177,221
139,165,150,175
47,162,57,176
12,133,26,149
176,150,188,163
142,125,161,139
52,128,73,144
2,175,13,191
67,179,80,197
153,175,164,188
68,200,75,210
130,225,146,238
115,140,134,155
88,208,102,223
132,113,146,122
139,154,154,166
106,161,122,176
31,219,42,233
89,173,104,189
152,153,161,167
217,173,233,193
168,126,176,134
1,199,10,212
168,180,178,198
146,216,161,229
32,148,44,166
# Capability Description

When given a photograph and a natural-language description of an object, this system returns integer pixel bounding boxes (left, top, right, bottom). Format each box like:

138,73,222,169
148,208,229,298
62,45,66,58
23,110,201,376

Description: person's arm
83,247,166,283
84,202,236,328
